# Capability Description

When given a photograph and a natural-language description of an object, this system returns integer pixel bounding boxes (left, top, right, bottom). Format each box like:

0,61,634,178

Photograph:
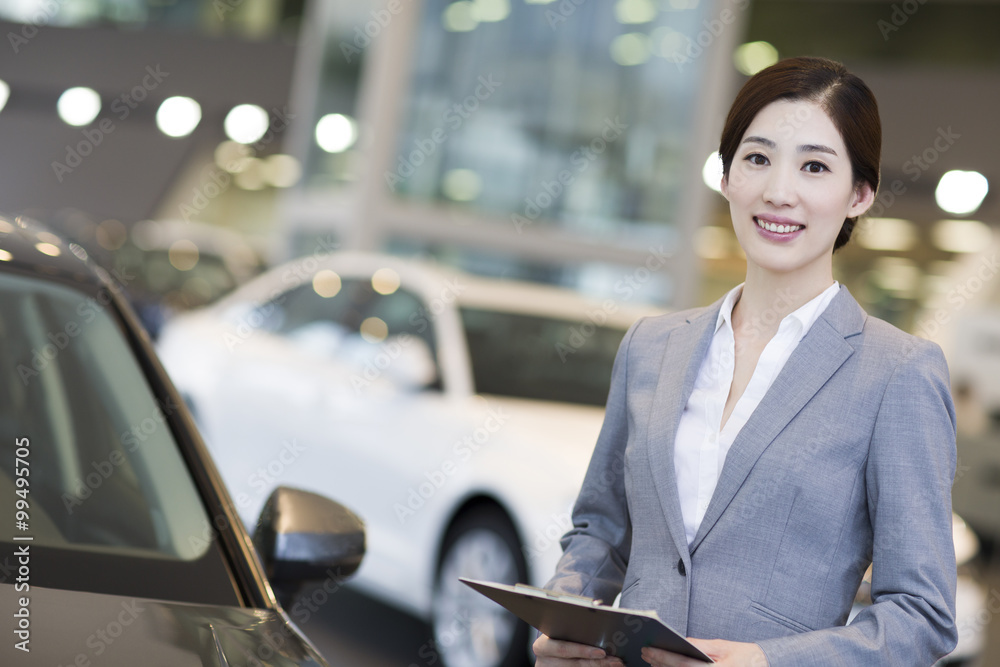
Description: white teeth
755,218,801,234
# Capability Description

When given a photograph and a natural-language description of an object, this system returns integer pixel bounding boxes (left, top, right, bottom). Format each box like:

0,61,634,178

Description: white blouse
673,281,841,546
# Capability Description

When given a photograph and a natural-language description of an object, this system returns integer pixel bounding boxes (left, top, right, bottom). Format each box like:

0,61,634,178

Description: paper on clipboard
460,578,714,664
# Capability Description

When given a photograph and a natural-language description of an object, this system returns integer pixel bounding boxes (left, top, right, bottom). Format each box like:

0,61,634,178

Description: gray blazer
546,287,958,666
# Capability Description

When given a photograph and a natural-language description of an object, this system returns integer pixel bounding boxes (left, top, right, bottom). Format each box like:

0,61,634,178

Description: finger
640,646,702,667
533,635,624,665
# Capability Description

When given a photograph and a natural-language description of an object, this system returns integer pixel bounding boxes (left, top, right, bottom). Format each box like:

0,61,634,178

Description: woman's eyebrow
799,143,838,156
741,135,774,148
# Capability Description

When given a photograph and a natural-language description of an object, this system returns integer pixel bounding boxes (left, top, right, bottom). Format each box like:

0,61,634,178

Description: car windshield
460,307,625,406
0,271,240,605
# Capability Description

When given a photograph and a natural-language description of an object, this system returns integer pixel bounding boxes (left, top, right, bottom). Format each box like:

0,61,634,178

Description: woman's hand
533,634,625,667
640,638,769,667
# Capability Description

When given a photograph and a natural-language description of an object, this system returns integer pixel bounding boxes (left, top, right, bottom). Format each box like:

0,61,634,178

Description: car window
460,307,625,406
256,275,442,389
0,272,240,605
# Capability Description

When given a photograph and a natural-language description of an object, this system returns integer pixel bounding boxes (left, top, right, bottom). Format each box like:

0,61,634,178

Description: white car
156,251,659,667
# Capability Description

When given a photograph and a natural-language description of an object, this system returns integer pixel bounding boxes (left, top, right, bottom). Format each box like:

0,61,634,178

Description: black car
0,216,365,665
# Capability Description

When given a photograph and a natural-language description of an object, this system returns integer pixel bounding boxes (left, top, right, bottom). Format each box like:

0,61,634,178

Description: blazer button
677,559,686,576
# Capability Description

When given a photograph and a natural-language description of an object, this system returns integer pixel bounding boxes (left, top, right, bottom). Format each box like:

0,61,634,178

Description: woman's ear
720,174,729,201
848,182,875,218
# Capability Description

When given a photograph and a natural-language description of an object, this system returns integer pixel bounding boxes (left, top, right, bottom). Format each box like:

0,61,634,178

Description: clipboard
460,578,714,664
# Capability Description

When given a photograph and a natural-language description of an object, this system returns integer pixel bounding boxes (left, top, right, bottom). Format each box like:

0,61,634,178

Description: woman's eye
745,153,768,166
804,161,829,173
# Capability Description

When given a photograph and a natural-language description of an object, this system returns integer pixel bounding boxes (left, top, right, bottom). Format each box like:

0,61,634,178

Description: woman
533,57,957,667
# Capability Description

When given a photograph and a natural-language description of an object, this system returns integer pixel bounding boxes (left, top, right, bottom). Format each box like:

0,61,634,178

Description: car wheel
433,506,530,667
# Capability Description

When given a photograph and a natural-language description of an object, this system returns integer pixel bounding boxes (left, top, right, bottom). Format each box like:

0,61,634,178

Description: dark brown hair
719,56,881,251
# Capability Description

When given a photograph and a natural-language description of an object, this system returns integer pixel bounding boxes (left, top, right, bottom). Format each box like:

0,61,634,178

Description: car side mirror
253,486,366,587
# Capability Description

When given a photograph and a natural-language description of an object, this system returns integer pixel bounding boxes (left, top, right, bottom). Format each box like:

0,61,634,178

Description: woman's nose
763,166,797,207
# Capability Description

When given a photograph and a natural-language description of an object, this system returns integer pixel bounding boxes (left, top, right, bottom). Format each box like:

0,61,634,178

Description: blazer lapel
646,302,720,560
689,288,867,554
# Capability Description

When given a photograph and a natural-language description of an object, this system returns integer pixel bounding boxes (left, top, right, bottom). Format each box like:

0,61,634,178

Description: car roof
223,250,665,327
0,215,109,291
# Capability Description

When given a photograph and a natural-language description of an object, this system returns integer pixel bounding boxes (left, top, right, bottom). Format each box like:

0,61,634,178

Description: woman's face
722,99,873,278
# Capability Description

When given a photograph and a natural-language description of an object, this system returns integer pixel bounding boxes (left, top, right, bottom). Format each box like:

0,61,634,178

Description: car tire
433,505,531,667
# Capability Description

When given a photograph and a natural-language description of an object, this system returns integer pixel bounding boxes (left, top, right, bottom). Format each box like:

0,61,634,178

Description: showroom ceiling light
931,218,993,254
734,41,779,76
313,270,342,298
610,33,651,66
224,104,269,144
471,0,510,22
0,79,9,114
57,86,101,126
262,154,302,188
371,268,401,295
651,26,689,61
443,1,478,31
702,151,724,194
156,96,202,138
441,168,482,202
0,249,12,262
935,169,989,215
360,316,389,343
168,240,199,271
616,0,657,24
315,113,358,153
35,242,61,257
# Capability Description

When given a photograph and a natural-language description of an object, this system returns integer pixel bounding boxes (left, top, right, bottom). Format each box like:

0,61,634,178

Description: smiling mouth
755,217,805,234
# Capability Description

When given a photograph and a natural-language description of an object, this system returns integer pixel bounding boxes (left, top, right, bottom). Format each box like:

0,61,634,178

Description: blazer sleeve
757,339,958,667
543,318,640,604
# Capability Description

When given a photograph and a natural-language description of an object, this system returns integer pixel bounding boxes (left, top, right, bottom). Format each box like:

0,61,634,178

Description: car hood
0,584,326,666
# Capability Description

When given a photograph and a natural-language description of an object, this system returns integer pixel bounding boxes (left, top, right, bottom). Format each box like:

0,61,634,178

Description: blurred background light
371,267,401,295
262,154,302,188
733,41,779,76
168,239,200,270
315,113,358,153
702,151,724,194
441,168,483,202
471,0,510,22
935,169,989,215
932,218,993,254
695,226,731,260
35,242,61,257
215,140,254,173
615,0,657,24
610,32,651,66
0,79,9,114
156,96,202,138
234,158,266,190
870,256,921,297
96,219,128,250
360,316,389,343
224,104,269,144
651,26,689,61
443,1,478,31
313,270,342,298
57,87,101,126
856,218,917,252
0,249,12,262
